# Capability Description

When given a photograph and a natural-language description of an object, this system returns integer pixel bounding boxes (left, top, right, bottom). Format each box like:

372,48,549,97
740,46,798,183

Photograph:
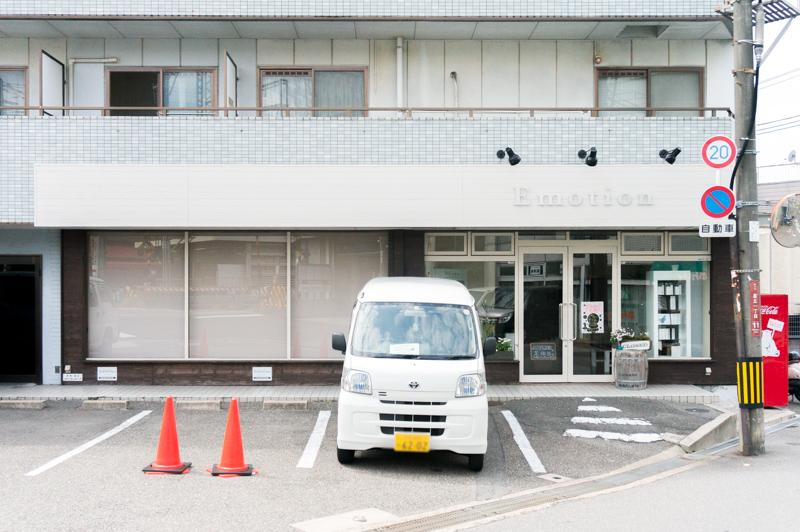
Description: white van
333,277,494,471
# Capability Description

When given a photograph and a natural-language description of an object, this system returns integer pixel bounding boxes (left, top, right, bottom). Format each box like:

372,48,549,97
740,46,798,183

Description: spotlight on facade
577,147,598,167
659,147,682,165
497,148,521,166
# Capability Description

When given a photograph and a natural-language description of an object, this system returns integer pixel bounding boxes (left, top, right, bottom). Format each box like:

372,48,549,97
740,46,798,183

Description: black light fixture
497,147,522,166
659,147,682,165
577,147,598,167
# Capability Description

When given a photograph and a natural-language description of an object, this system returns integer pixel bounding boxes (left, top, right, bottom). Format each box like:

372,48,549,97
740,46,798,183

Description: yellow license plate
394,433,430,453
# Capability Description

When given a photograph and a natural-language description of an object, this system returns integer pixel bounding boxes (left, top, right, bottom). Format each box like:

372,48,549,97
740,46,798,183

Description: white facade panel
0,228,61,385
0,38,28,65
104,39,142,66
181,39,218,67
257,39,294,65
632,40,669,66
332,40,369,66
142,38,179,66
669,41,706,66
444,41,481,108
482,41,519,108
555,41,593,107
407,41,444,107
72,63,105,115
370,40,399,108
294,39,332,65
706,40,734,110
66,38,104,59
595,40,631,67
35,164,716,230
519,41,556,108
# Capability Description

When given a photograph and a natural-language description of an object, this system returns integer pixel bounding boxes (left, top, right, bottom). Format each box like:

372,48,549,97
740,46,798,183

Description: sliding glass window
0,68,25,116
260,68,366,117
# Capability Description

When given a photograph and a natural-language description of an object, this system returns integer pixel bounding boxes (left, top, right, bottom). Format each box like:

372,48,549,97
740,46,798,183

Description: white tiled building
0,1,742,387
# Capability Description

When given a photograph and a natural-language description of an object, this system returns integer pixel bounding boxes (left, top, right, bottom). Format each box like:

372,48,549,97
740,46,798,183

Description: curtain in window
314,71,365,117
0,70,25,116
651,71,701,117
163,71,213,115
261,73,312,117
598,75,647,117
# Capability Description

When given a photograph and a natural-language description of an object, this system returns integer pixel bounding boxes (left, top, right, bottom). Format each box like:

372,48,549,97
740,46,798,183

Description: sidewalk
0,383,719,404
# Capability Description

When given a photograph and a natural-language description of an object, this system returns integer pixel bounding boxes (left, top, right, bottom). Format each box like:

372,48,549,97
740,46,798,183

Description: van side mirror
332,333,347,354
483,337,496,357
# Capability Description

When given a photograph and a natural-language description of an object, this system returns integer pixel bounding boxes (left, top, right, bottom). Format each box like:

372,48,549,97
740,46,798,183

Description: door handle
568,302,578,341
558,303,565,340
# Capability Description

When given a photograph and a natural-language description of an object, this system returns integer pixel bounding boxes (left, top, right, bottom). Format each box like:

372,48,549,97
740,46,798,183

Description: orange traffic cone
207,398,257,477
198,327,209,357
143,396,191,474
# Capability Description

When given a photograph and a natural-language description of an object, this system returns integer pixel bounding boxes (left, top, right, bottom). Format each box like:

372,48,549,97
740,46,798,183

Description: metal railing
0,106,733,118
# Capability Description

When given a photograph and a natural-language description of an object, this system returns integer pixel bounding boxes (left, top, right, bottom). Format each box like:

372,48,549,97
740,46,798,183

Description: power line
757,114,800,126
760,67,800,83
759,118,800,132
757,122,800,135
760,72,800,89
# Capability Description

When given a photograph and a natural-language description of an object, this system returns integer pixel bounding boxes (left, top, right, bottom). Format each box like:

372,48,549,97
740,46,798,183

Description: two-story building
1,1,745,387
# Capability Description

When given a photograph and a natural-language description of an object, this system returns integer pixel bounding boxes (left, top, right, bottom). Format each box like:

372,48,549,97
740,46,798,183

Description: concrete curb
82,400,129,410
678,412,737,453
0,400,47,409
175,400,220,410
263,400,308,410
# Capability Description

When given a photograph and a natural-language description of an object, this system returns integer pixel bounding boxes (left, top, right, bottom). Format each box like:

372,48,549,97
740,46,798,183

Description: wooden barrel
614,349,649,390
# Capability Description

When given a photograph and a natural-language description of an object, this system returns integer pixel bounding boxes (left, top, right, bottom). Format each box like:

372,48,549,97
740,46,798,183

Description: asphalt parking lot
1,397,722,531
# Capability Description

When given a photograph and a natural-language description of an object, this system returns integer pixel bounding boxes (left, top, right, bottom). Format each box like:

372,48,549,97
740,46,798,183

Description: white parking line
564,429,662,443
571,417,652,426
577,405,621,412
501,410,546,474
25,410,152,477
296,410,331,469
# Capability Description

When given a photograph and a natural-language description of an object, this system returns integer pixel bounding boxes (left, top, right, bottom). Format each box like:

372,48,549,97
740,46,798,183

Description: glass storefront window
189,234,287,359
473,233,513,254
425,261,516,360
425,234,467,254
291,233,389,358
89,233,185,358
621,261,710,358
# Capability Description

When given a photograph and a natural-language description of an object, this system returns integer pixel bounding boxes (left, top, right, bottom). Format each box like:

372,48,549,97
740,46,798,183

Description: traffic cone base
144,461,192,475
206,464,258,477
143,396,191,475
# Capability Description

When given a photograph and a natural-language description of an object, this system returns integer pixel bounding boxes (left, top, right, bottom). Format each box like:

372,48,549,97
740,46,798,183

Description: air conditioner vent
669,233,710,254
621,233,664,255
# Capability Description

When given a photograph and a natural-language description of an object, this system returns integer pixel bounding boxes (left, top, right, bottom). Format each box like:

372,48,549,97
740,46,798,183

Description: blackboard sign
530,342,557,360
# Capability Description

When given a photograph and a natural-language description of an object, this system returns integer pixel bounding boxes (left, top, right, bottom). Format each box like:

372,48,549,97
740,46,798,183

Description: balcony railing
0,106,733,118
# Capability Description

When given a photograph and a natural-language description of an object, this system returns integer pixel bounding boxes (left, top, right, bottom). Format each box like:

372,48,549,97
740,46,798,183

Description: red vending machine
761,294,789,407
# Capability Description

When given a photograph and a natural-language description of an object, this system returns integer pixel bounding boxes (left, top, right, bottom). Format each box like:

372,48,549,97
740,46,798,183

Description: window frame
257,66,369,117
594,67,705,117
104,66,218,115
0,66,28,114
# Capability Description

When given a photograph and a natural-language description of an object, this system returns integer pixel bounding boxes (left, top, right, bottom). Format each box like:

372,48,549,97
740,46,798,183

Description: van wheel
100,329,114,357
468,454,484,472
337,448,355,465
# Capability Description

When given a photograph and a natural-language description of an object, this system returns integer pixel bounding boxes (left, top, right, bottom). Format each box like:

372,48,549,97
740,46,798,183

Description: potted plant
610,328,651,390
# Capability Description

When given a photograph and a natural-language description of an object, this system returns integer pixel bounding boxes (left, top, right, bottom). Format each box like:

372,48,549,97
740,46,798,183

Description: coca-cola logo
761,306,780,315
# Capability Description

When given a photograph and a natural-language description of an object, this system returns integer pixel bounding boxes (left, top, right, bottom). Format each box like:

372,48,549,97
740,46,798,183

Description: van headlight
341,368,372,395
455,373,486,397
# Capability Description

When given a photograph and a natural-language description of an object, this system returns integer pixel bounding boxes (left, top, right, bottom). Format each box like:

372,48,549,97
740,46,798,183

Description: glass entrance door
518,245,617,383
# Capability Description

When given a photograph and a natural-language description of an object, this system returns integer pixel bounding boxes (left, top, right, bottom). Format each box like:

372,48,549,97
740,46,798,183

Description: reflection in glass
572,253,613,375
163,71,213,115
291,233,388,358
598,75,646,117
0,70,25,116
189,234,287,359
425,261,516,360
261,72,312,117
88,233,185,358
522,254,564,375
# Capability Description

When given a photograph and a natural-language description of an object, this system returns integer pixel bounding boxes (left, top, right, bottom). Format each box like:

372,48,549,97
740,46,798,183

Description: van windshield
352,302,478,359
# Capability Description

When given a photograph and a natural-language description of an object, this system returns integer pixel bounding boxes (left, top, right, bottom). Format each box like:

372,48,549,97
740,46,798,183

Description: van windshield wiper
441,355,476,360
379,354,420,359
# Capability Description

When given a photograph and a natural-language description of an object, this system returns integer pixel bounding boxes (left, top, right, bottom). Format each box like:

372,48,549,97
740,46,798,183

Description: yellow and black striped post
736,357,764,409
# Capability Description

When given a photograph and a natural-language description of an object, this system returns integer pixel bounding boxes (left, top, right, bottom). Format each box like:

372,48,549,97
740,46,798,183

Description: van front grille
379,413,447,437
381,427,445,436
379,400,447,406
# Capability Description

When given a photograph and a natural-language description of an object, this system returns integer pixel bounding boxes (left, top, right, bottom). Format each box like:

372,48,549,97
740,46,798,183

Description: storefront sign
581,302,604,334
761,294,788,407
252,367,273,382
530,343,556,360
62,373,83,382
750,280,761,336
97,367,117,381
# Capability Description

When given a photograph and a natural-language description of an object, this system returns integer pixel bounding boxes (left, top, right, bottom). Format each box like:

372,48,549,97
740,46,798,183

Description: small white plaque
767,318,784,332
97,367,117,381
252,367,273,381
749,221,760,242
699,221,736,238
62,373,83,382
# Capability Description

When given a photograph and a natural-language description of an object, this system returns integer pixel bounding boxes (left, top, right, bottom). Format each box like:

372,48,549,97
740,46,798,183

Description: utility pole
732,0,764,456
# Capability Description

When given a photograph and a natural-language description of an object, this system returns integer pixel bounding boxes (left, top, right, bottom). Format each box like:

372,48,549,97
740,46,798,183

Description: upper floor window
259,68,366,117
597,68,702,117
0,68,26,116
107,68,215,116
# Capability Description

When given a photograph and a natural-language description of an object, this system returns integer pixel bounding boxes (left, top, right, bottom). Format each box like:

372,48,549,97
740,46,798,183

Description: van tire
337,448,355,464
468,454,484,472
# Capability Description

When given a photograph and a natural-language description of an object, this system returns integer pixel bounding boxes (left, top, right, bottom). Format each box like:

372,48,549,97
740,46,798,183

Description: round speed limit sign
702,136,737,169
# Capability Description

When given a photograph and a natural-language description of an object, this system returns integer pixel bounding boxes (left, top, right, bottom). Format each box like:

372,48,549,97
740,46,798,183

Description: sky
756,17,800,166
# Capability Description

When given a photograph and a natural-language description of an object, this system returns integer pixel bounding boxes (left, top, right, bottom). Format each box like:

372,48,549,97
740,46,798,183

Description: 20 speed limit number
702,136,736,169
